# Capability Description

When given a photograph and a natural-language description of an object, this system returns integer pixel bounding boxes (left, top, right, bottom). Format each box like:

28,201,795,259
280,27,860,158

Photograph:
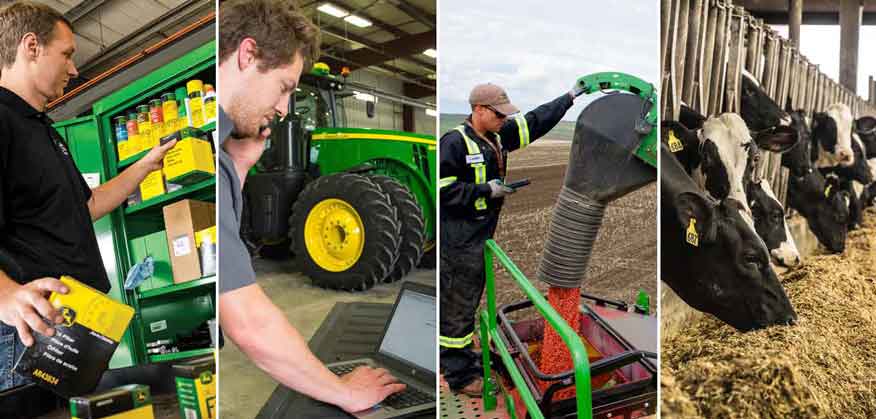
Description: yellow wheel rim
304,198,365,272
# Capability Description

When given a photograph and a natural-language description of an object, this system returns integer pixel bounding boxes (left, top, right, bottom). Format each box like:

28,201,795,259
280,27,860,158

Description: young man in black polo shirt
0,1,176,395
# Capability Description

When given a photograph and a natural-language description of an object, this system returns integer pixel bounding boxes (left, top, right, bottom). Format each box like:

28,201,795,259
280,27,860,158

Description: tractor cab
255,70,346,174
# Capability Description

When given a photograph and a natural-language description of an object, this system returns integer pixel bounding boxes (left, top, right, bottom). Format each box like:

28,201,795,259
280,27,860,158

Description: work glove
569,80,586,99
488,179,516,198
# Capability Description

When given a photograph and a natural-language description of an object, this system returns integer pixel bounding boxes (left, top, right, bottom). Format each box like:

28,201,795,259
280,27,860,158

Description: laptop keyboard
328,362,435,410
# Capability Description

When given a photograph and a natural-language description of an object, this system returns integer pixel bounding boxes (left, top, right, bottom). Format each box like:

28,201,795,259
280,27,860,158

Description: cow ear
675,192,718,245
754,125,799,153
855,116,876,134
662,120,697,149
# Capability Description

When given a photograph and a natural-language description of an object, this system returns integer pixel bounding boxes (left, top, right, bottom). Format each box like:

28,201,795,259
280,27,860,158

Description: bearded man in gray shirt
217,0,405,413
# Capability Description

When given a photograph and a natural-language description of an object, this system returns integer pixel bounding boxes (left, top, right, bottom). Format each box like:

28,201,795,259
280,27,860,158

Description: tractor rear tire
368,175,425,283
289,173,400,291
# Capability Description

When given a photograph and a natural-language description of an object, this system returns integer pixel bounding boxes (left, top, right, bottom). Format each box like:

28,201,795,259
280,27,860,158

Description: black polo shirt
0,87,109,292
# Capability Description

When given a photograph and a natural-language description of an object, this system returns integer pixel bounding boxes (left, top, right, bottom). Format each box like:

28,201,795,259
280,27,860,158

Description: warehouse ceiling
19,0,215,90
299,0,436,98
738,0,876,25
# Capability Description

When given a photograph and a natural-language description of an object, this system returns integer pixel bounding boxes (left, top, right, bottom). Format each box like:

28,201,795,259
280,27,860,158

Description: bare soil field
486,139,658,310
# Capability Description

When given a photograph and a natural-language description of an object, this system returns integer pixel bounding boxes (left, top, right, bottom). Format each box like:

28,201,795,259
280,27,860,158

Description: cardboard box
163,200,215,284
69,384,154,419
172,355,216,419
14,276,134,398
128,231,174,292
162,134,215,185
139,170,165,202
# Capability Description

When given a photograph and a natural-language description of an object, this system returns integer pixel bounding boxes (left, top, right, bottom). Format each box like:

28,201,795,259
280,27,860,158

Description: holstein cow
824,134,875,229
782,111,851,252
661,143,797,331
664,108,801,266
811,103,855,168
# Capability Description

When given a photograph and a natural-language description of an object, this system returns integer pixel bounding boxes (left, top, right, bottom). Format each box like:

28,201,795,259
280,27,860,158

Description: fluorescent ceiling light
318,3,348,18
344,14,372,28
422,48,437,58
425,109,437,117
353,91,376,102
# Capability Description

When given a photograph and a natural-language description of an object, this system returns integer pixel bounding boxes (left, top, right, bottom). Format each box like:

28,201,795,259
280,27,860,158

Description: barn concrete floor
219,256,436,419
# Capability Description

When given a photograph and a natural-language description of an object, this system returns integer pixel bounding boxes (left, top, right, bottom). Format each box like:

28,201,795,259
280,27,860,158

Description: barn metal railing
662,0,876,207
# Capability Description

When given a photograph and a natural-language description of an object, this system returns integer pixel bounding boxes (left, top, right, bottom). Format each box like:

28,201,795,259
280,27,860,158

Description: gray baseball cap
469,83,519,116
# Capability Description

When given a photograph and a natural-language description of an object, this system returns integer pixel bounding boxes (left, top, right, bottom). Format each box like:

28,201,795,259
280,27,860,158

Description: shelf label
82,172,100,188
150,320,168,333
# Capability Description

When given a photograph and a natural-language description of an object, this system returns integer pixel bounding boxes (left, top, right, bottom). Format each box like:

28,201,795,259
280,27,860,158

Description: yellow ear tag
668,130,684,153
824,184,832,198
686,218,699,247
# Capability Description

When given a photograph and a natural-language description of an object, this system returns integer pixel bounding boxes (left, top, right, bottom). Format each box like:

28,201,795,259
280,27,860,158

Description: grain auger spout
537,72,658,289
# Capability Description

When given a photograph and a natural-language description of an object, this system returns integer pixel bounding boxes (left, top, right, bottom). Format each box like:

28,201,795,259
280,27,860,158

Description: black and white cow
812,103,855,168
856,116,876,159
782,111,851,253
661,143,797,331
825,134,875,229
664,108,801,266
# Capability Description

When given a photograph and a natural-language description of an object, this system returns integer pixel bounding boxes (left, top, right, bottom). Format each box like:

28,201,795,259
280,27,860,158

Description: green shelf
125,177,215,215
115,121,216,170
148,347,215,363
137,275,215,299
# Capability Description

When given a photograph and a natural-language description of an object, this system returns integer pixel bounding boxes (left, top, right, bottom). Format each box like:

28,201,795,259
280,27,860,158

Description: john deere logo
199,371,213,384
60,307,76,327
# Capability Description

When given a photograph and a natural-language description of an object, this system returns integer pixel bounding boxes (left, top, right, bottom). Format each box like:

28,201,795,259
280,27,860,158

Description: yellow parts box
70,384,154,419
139,170,165,202
163,200,215,284
162,137,215,185
173,355,216,419
194,226,216,248
117,139,139,161
14,276,135,398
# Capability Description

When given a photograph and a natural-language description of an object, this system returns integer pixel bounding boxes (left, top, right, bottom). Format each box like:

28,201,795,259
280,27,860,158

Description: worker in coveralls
439,83,584,395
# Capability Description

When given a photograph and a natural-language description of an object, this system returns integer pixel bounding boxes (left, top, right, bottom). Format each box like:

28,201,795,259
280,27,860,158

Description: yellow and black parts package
172,355,216,419
14,276,135,398
70,384,154,419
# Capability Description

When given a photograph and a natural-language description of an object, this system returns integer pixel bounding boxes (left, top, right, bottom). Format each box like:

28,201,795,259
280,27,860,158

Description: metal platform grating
439,378,508,419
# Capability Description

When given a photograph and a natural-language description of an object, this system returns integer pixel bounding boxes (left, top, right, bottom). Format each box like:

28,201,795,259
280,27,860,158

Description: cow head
812,104,855,167
794,173,850,253
783,111,851,253
741,71,793,132
830,135,874,185
670,191,797,331
746,179,800,267
855,116,876,159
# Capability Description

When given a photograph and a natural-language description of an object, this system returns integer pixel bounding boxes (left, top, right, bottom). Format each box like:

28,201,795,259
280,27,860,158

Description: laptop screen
378,287,436,373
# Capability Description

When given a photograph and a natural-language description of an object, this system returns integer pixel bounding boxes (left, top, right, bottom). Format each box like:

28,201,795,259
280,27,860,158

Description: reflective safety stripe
516,114,530,149
439,176,458,188
439,333,474,349
455,126,488,210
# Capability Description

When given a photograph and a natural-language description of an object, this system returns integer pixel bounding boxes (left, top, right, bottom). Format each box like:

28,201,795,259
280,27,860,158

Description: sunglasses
484,105,507,119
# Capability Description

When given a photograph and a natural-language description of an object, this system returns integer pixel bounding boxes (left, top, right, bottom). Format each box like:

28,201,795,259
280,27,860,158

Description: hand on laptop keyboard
337,365,407,413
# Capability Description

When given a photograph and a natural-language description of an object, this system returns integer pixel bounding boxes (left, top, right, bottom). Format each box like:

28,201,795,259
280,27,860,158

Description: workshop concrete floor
218,257,436,419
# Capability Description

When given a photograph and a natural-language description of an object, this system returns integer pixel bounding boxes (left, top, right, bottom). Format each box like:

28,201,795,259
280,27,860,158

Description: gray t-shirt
218,106,256,293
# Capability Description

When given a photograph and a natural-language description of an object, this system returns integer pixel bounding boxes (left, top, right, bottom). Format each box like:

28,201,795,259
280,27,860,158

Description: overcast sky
772,25,876,97
438,0,659,120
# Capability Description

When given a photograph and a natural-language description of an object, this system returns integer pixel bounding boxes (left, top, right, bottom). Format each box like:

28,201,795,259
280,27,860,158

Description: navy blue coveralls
438,94,573,389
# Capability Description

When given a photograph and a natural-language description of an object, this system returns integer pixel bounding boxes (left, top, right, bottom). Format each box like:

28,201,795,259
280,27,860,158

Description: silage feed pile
662,208,876,419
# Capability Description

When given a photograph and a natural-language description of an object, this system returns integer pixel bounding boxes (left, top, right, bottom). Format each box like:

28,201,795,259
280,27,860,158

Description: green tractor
242,66,436,291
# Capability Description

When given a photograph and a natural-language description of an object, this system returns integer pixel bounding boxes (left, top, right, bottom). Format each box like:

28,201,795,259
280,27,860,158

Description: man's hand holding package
0,277,69,346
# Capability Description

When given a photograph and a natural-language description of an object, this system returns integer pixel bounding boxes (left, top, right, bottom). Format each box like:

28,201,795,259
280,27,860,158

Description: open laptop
326,282,436,418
